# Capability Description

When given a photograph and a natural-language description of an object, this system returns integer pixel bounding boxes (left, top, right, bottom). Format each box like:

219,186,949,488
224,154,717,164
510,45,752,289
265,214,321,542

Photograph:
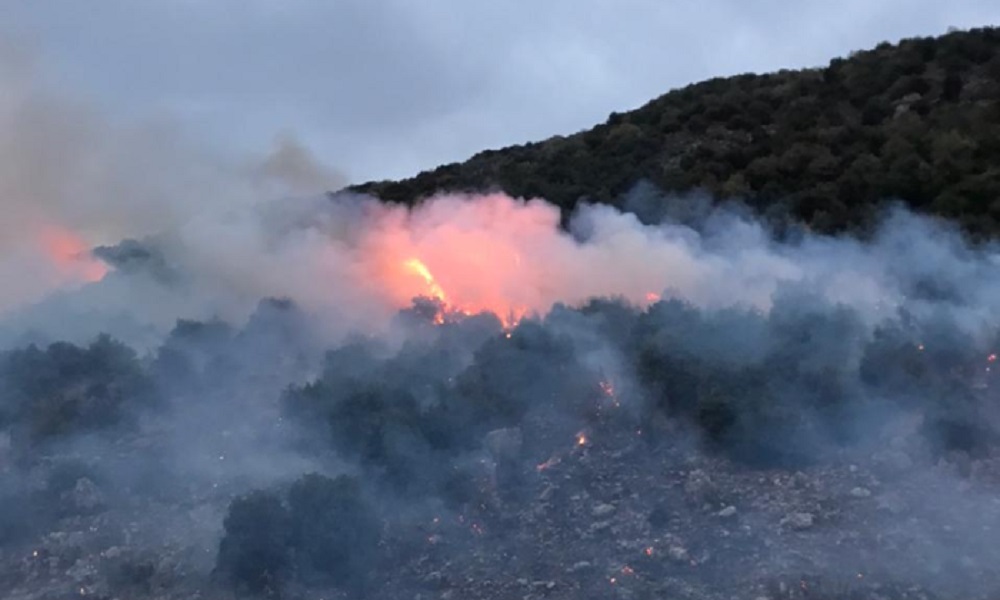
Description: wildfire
360,195,682,329
404,258,448,302
398,256,525,327
537,430,591,472
39,226,108,283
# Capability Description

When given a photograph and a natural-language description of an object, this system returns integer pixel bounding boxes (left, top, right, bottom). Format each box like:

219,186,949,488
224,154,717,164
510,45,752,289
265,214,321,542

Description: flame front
361,195,674,329
398,256,525,327
404,258,448,303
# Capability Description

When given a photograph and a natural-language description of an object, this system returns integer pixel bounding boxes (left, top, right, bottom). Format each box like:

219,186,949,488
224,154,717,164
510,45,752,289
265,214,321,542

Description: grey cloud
2,1,997,181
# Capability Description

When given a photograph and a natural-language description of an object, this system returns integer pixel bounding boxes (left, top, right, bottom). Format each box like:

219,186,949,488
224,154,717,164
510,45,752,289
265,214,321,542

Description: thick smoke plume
0,39,344,318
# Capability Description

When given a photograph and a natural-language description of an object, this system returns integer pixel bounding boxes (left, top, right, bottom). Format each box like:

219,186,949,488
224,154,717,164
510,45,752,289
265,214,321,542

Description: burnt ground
3,401,1000,600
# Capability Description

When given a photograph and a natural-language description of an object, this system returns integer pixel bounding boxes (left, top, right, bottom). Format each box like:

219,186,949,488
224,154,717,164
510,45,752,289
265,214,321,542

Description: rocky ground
3,408,1000,600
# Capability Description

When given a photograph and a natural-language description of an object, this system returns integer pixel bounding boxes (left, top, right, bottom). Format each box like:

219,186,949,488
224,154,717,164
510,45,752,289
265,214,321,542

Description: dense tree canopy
353,28,1000,236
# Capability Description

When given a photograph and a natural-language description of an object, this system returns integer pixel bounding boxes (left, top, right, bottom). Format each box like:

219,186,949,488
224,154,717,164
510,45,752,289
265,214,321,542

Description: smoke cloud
0,40,345,317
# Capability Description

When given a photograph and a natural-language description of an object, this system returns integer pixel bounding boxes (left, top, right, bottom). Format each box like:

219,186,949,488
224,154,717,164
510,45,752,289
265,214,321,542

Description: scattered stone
717,505,737,518
590,520,613,533
591,503,617,518
875,492,906,515
532,580,556,591
63,478,105,514
781,512,814,531
567,561,592,574
667,545,690,563
684,470,715,501
423,571,448,589
485,427,523,462
849,486,872,498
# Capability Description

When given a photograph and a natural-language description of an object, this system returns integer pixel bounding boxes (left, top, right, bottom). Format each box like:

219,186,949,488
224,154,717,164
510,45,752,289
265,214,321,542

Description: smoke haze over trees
5,26,1000,600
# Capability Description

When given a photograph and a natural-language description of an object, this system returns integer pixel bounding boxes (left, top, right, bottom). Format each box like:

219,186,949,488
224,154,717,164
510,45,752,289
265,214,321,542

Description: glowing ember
536,456,562,472
598,379,621,408
576,431,588,447
988,353,997,362
645,291,661,303
39,226,108,283
644,546,654,557
621,565,635,576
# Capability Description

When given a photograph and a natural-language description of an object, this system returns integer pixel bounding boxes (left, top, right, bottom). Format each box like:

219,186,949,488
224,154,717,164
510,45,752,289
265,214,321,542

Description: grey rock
567,561,593,573
684,470,716,500
63,478,105,514
590,520,613,532
485,427,523,462
591,503,617,518
781,512,814,531
875,492,906,515
423,571,448,588
849,486,872,498
717,505,737,518
667,545,690,563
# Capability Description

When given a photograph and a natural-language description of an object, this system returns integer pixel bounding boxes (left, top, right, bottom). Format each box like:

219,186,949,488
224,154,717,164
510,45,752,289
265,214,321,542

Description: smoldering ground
3,177,1000,598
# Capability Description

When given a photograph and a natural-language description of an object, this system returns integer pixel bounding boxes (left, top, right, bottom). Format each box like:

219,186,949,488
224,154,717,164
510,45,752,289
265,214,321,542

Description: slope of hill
353,27,1000,235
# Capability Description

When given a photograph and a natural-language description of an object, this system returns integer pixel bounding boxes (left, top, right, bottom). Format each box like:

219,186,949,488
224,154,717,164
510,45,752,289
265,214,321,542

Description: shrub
287,474,380,590
216,490,291,594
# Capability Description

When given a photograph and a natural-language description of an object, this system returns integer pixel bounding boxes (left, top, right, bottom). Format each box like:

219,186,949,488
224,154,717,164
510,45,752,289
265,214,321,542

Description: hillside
353,27,1000,235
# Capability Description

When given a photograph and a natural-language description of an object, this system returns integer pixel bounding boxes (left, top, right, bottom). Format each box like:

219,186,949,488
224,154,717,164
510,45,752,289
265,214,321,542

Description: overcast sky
2,1,998,185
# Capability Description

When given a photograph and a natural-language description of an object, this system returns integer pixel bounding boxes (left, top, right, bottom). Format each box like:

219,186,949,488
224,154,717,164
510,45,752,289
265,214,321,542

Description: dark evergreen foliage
352,28,1000,236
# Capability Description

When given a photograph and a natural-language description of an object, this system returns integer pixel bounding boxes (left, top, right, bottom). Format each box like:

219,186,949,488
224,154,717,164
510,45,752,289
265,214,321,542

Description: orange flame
397,256,526,327
39,226,108,283
404,258,448,302
363,195,675,328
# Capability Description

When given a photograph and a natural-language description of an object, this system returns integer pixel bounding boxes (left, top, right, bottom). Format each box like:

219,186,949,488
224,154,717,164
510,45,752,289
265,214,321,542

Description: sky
1,1,998,185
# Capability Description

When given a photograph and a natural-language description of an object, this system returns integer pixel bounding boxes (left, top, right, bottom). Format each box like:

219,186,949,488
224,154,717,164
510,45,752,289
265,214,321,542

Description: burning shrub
216,490,291,595
287,473,380,590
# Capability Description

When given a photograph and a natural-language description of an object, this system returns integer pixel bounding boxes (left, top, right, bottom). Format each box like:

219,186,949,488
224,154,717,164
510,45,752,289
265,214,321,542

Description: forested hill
352,27,1000,235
